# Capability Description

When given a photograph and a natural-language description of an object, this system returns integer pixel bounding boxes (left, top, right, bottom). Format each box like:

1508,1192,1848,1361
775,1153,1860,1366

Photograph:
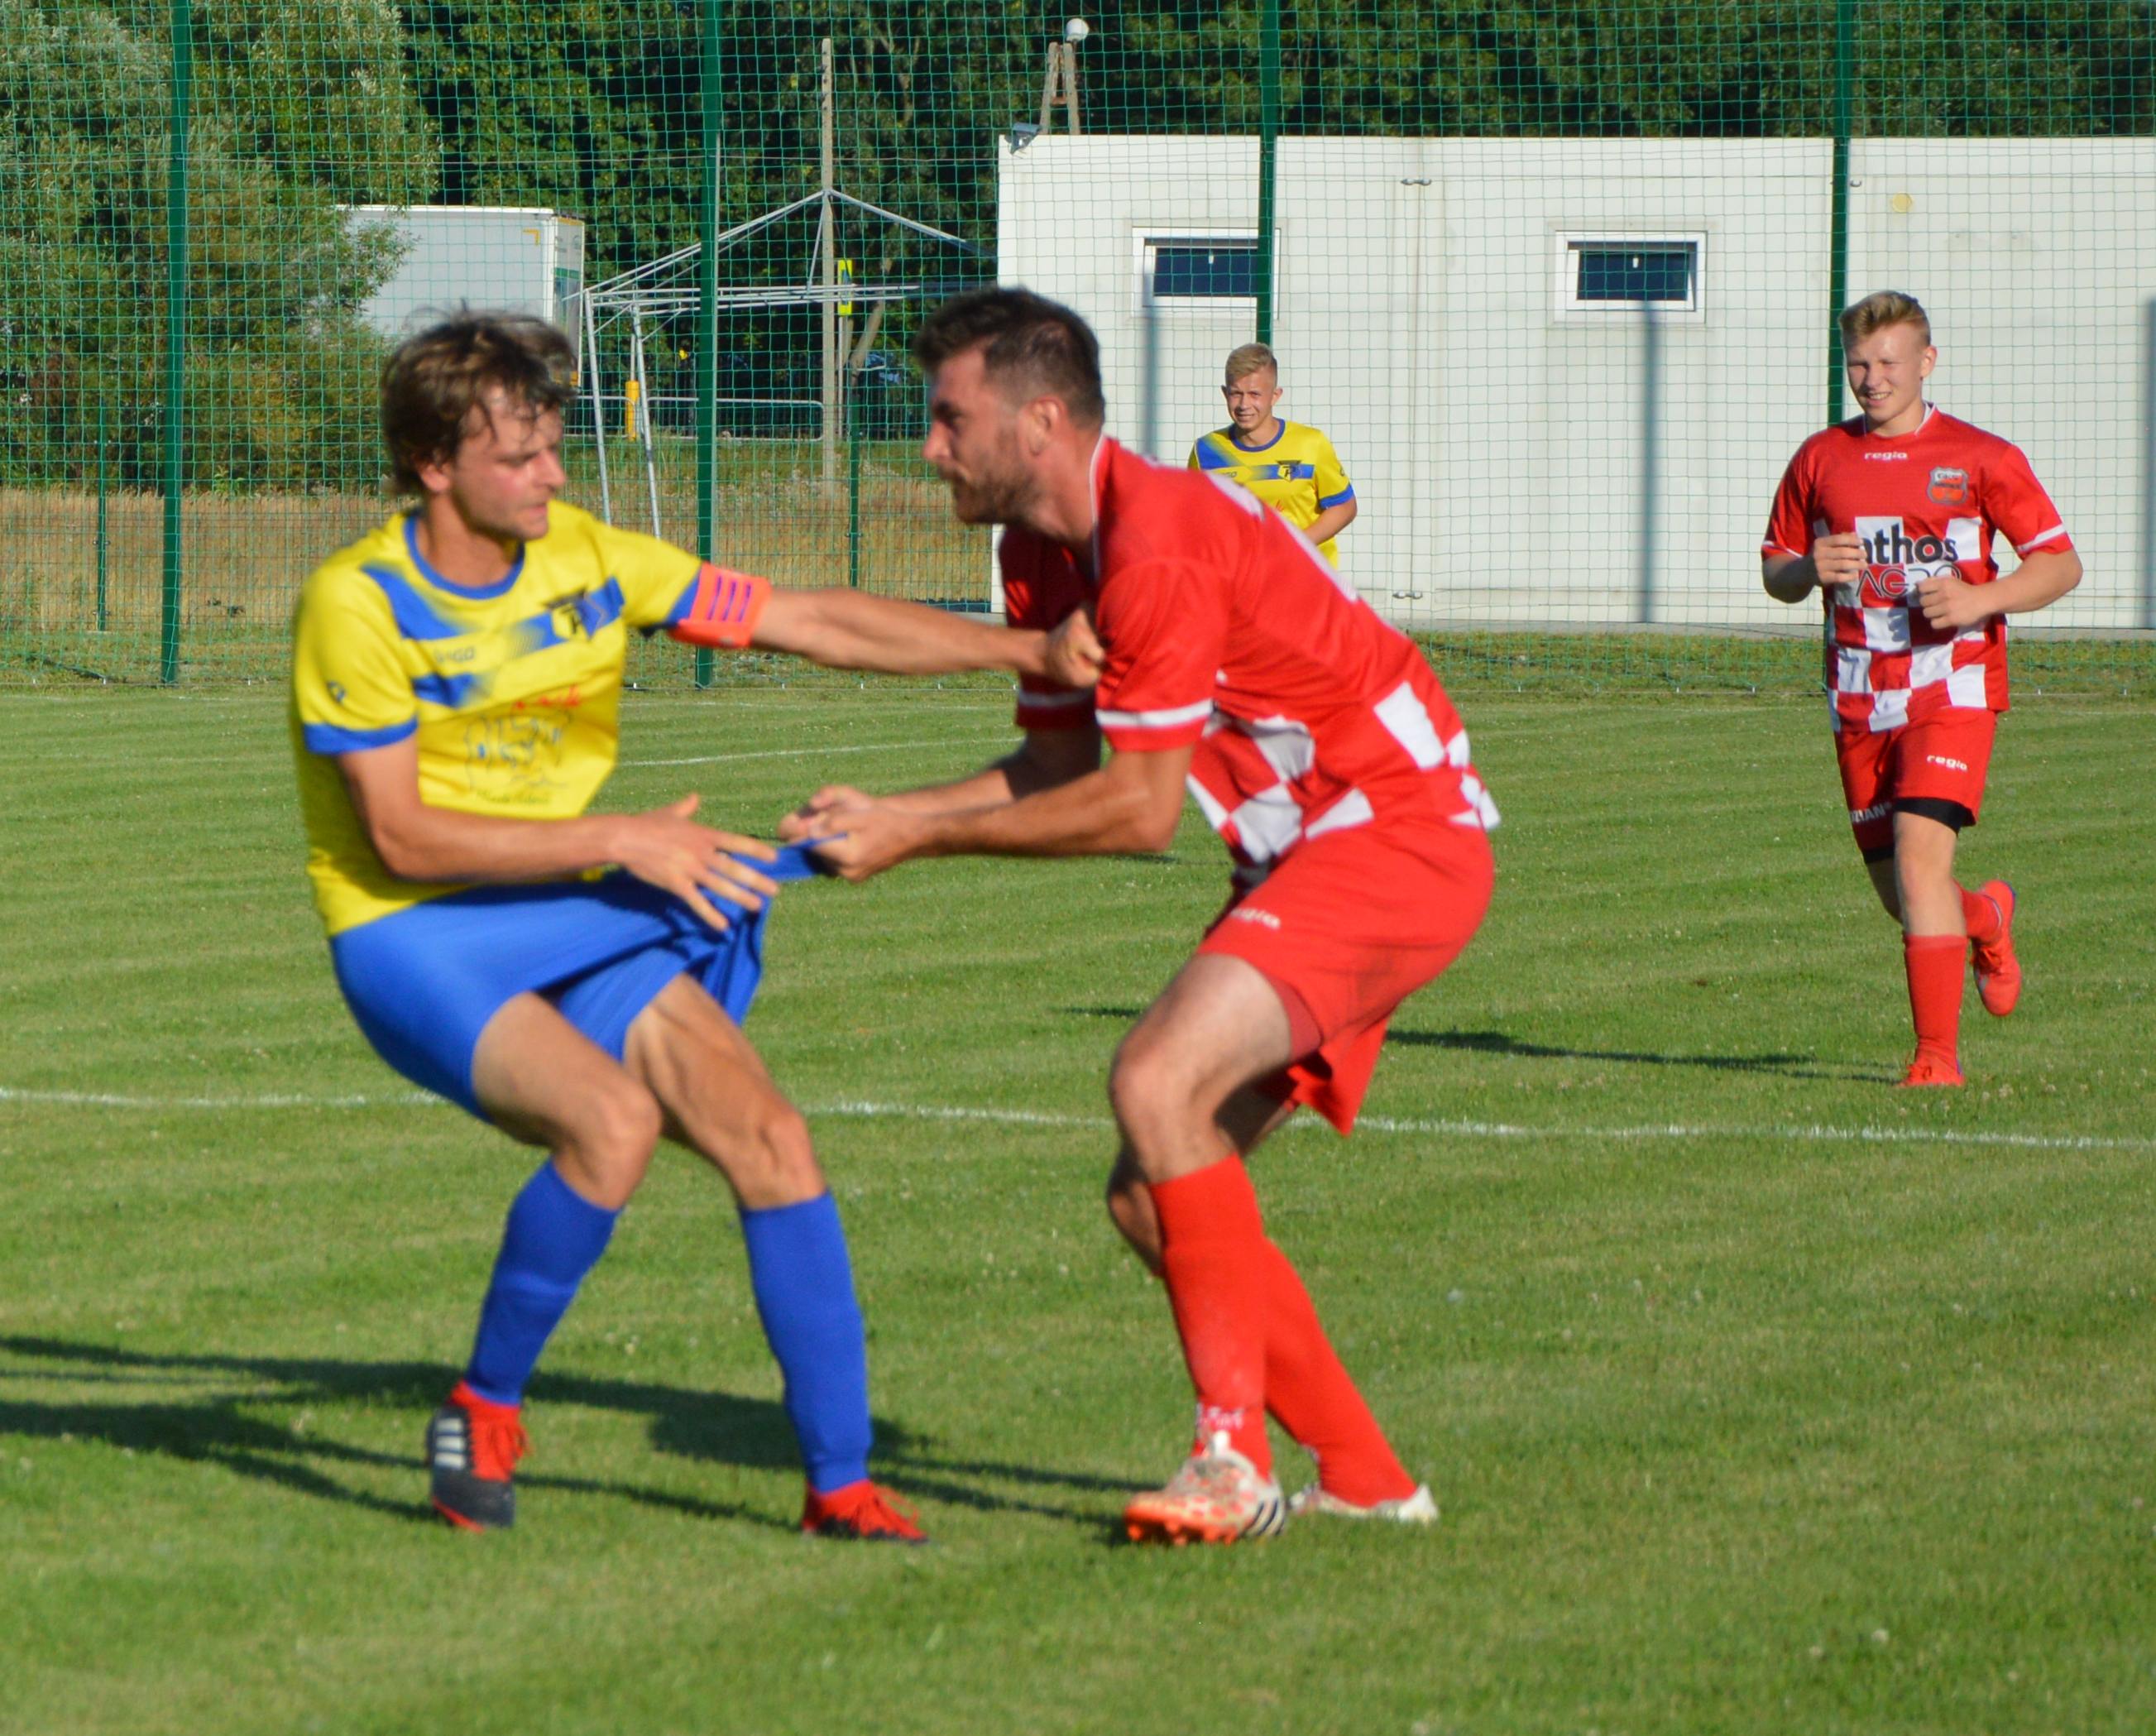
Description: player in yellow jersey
1186,343,1356,565
293,312,1073,1540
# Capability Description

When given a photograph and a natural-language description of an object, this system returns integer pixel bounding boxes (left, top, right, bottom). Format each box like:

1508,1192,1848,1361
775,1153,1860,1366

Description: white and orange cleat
1897,1050,1965,1089
1972,880,2021,1018
1122,1433,1284,1546
1286,1481,1439,1525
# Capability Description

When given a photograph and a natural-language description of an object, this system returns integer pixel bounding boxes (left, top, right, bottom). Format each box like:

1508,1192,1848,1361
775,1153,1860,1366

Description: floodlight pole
1827,0,1854,426
582,289,613,523
694,0,723,686
1254,0,1280,346
2144,299,2156,630
161,0,192,683
819,37,840,488
630,305,662,539
1637,298,1660,625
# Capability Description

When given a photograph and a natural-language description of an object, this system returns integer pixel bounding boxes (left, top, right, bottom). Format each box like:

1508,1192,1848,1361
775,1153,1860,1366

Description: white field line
625,733,1010,770
3,1084,2149,1156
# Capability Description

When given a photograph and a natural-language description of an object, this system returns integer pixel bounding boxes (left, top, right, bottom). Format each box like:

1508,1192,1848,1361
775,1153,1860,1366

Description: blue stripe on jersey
302,716,417,755
497,577,629,660
361,564,465,642
411,671,485,709
1194,440,1239,472
1316,485,1355,509
574,577,627,636
663,571,702,623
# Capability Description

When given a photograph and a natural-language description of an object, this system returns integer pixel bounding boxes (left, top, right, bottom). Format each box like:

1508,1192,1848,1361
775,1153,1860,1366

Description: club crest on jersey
1927,467,1972,506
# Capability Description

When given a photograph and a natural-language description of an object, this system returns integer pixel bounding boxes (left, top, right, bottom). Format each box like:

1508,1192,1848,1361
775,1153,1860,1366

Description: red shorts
1195,821,1494,1134
1835,707,1995,856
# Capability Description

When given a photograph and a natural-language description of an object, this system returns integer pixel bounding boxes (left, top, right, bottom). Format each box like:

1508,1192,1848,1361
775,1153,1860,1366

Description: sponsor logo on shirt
1861,451,1912,462
1927,467,1972,506
1857,522,1962,602
1228,906,1283,931
1924,754,1969,772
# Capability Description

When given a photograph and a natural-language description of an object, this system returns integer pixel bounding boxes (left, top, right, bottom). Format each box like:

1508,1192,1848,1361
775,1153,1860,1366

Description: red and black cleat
426,1382,529,1532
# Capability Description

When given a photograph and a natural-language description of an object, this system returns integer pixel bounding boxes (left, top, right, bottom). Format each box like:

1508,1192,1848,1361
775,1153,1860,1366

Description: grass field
2,686,2154,1736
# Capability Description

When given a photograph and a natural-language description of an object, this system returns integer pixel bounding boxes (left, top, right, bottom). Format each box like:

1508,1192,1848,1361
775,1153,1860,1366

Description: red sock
1904,934,1967,1069
1256,1239,1416,1505
1958,884,2003,945
1150,1158,1272,1475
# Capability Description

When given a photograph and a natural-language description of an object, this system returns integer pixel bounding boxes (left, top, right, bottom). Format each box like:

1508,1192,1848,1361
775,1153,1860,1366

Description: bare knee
1108,1033,1188,1157
556,1081,664,1210
705,1092,824,1211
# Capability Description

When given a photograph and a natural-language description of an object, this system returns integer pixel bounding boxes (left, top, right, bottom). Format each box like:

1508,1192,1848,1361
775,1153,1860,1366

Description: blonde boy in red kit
1762,292,2082,1085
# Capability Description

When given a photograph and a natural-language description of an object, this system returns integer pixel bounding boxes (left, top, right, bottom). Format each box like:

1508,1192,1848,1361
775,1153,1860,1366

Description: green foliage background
5,0,2154,489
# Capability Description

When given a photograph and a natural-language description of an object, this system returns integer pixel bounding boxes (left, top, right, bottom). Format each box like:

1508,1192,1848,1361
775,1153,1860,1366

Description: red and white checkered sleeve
1091,559,1225,754
1986,444,2073,560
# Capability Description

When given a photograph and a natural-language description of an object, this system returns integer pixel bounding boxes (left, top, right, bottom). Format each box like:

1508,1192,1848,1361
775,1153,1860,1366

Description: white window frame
1135,231,1262,314
1553,232,1708,323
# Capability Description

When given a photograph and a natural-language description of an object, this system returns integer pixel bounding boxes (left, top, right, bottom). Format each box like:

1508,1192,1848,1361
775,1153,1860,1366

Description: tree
0,0,438,489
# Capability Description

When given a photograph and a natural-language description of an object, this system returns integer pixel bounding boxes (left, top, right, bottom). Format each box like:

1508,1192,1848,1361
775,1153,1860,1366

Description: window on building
1141,236,1259,308
1556,235,1706,317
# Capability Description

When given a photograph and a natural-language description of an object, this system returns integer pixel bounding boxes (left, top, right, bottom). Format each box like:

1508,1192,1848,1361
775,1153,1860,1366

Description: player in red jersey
783,288,1499,1542
1762,291,2082,1086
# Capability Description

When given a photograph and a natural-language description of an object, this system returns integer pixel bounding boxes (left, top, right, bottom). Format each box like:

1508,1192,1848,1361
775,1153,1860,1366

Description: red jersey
1001,439,1498,887
1763,406,2071,733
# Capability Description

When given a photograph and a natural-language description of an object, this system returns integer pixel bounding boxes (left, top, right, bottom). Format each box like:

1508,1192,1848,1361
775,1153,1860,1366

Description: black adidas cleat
426,1383,527,1532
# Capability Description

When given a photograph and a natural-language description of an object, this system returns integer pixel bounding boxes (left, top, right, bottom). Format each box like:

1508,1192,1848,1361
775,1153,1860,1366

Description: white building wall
999,135,2149,633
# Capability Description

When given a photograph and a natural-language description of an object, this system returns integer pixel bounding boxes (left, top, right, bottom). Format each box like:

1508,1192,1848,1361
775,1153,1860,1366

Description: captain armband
668,563,773,649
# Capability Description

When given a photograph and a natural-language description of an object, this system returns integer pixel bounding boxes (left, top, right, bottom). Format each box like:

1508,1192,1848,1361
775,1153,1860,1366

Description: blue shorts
329,847,829,1120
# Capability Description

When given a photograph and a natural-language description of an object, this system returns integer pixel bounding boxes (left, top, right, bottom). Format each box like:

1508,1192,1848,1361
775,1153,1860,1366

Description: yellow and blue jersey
1186,420,1354,564
290,501,711,937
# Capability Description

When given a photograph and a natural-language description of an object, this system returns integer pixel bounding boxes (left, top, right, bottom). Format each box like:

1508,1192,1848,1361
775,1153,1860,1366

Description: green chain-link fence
4,1,2154,692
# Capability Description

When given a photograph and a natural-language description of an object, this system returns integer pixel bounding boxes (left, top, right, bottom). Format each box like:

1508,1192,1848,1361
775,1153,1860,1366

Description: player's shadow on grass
1059,1008,1876,1081
0,1336,1120,1530
1386,1028,1878,1081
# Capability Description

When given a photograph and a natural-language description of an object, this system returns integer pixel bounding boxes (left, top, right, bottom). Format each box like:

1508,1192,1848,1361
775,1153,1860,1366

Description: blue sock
739,1192,873,1494
462,1162,619,1407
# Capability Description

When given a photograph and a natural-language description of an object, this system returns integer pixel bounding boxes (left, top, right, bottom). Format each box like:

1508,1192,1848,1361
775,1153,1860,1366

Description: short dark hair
381,311,575,495
912,287,1105,429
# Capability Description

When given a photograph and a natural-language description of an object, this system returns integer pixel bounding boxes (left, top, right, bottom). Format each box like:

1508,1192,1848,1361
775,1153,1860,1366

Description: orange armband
668,563,773,649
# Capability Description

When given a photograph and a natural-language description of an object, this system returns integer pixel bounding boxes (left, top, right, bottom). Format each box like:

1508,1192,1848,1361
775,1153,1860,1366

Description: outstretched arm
780,726,1101,841
750,587,1051,678
797,741,1191,881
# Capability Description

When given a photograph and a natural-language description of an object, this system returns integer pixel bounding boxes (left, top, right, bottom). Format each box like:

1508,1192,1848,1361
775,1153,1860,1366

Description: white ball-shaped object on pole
1063,17,1090,44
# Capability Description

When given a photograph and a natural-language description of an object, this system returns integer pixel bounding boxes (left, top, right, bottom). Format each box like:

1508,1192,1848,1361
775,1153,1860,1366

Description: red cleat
1897,1051,1965,1089
1972,880,2020,1017
801,1479,929,1544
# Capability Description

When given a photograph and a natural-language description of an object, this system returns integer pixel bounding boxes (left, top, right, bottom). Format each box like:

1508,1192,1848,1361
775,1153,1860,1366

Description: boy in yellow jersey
1187,343,1357,565
292,312,1071,1539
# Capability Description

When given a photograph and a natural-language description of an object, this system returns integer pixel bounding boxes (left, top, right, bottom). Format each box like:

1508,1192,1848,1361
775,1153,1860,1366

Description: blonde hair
1840,290,1931,350
1223,342,1277,386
